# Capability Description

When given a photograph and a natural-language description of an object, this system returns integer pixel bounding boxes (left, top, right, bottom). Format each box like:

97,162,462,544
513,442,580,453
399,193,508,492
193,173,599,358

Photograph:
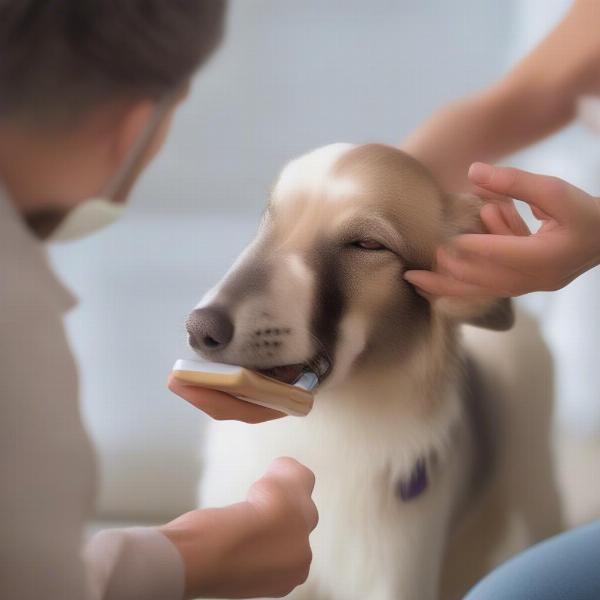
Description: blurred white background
50,0,600,525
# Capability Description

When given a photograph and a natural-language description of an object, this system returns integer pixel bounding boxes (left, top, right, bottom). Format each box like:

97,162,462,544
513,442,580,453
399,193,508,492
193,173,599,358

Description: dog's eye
353,239,386,251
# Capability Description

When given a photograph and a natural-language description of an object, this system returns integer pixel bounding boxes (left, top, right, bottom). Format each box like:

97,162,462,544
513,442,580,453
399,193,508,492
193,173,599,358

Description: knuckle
303,547,314,570
277,457,315,487
292,548,313,586
303,467,316,488
503,285,520,297
500,167,520,194
241,414,260,423
438,250,467,282
447,262,467,282
541,176,566,200
543,281,561,292
252,479,287,511
536,268,562,292
258,477,287,500
298,561,311,585
273,456,300,472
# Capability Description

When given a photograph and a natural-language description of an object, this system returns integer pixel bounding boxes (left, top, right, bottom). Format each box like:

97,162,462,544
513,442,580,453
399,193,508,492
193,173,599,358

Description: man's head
0,0,226,126
0,0,226,234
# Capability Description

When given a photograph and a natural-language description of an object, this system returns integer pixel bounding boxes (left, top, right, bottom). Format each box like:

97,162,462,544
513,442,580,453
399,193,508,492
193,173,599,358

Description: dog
185,143,563,600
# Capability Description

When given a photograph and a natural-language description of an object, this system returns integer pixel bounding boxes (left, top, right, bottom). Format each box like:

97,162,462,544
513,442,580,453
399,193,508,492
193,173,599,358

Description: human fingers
403,269,494,297
436,247,528,296
480,203,514,235
250,458,318,530
263,457,316,495
451,233,552,272
531,204,553,222
168,375,285,423
496,200,531,236
479,200,530,236
468,163,573,223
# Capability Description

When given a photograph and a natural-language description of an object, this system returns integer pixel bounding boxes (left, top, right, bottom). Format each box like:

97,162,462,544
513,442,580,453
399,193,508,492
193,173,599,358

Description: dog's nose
186,307,234,351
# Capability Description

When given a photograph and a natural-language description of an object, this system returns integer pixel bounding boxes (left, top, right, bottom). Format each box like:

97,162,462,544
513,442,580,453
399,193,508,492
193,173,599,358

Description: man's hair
0,0,226,127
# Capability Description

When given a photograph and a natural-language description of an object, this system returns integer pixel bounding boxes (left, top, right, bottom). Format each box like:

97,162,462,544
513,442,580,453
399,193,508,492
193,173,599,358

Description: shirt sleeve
84,527,185,600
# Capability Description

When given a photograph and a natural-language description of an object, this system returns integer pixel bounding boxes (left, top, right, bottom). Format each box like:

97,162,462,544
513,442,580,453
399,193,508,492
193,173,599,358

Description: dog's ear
434,193,514,331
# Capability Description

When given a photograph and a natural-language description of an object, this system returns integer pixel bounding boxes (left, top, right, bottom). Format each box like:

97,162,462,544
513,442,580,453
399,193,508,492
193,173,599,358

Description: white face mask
48,198,126,242
49,93,177,243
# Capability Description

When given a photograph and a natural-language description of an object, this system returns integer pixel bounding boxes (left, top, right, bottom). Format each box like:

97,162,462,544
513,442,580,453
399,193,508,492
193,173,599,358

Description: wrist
402,90,507,192
159,503,256,599
159,508,227,599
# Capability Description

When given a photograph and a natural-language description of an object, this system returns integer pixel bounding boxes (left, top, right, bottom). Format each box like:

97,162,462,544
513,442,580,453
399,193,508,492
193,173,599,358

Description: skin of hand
168,374,286,423
159,457,318,599
404,163,600,297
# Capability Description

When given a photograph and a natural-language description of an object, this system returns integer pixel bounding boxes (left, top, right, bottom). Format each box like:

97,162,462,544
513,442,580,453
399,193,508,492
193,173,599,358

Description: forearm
403,0,600,191
403,83,576,192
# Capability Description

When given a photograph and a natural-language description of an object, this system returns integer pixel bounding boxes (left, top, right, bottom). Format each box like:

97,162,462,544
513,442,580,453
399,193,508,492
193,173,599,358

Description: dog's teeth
316,356,330,377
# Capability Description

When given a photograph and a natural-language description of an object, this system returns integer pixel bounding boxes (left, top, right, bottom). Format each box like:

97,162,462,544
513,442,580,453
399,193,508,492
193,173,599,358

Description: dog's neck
314,317,466,450
306,316,464,495
326,315,460,406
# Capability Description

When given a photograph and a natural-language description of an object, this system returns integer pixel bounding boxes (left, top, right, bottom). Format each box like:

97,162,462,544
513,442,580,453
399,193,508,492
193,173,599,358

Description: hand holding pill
168,374,286,423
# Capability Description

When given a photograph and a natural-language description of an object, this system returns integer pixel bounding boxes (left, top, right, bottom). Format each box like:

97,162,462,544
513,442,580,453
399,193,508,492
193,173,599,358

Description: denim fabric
464,520,600,600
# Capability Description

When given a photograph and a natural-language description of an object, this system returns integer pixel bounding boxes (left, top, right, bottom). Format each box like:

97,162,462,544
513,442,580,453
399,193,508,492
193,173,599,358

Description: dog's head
186,143,512,389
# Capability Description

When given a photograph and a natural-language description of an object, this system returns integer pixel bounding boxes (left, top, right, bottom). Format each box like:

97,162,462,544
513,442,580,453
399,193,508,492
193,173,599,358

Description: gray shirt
0,189,184,600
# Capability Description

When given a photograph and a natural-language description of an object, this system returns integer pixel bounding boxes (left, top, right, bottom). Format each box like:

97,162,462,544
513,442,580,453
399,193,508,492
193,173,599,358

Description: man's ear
434,193,514,331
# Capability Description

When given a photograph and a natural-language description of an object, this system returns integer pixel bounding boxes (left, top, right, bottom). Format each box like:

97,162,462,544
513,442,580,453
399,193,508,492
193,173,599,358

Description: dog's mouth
256,353,332,388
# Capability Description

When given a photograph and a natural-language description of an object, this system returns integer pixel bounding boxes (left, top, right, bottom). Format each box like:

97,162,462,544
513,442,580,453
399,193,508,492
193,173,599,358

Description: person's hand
404,163,600,297
160,457,318,599
168,374,285,423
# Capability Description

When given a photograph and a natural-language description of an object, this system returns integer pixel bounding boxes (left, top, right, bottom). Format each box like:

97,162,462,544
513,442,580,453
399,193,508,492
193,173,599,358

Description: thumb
261,457,316,495
468,163,573,223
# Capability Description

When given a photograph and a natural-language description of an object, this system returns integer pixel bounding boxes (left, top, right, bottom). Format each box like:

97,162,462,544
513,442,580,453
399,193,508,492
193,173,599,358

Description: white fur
272,143,357,206
323,311,368,388
196,146,562,600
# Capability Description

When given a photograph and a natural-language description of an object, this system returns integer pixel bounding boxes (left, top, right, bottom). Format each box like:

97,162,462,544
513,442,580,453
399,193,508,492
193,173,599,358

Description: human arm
85,459,316,600
85,458,316,600
159,457,318,599
402,0,600,191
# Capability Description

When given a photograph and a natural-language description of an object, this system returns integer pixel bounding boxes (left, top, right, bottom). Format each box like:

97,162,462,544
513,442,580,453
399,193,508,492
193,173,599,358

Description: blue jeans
464,520,600,600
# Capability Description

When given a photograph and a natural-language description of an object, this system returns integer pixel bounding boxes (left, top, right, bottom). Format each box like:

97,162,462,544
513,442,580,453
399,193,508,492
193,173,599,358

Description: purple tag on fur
397,458,428,501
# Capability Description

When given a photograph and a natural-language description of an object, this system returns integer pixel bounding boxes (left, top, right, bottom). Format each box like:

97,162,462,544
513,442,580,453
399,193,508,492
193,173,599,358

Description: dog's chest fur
200,361,478,600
